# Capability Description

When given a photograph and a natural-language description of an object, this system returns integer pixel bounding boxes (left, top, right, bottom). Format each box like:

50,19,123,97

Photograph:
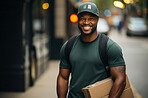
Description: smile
83,26,91,30
82,25,93,31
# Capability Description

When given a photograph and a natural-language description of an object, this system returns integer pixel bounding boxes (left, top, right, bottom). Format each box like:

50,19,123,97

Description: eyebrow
89,14,96,17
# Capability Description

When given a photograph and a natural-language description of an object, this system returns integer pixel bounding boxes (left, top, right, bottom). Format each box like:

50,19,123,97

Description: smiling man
57,2,126,98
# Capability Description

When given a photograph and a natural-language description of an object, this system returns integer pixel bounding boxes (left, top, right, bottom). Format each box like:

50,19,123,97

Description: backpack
65,34,110,76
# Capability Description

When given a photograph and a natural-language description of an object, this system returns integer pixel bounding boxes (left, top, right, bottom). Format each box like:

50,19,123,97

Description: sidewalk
0,59,140,98
0,60,60,98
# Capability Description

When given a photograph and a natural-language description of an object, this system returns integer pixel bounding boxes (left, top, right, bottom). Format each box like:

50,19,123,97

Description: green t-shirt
59,34,125,98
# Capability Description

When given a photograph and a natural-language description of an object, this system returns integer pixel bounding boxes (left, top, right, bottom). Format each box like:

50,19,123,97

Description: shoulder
60,35,80,54
60,41,68,52
107,38,122,52
107,38,125,67
106,38,123,59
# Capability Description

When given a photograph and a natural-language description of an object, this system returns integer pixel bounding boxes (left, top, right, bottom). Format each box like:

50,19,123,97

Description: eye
89,18,93,21
80,18,85,21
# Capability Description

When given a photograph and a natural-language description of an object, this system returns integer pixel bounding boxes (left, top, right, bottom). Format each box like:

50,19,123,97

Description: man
57,2,126,98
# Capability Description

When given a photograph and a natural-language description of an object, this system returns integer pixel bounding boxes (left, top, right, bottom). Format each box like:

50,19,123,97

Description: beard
78,24,97,36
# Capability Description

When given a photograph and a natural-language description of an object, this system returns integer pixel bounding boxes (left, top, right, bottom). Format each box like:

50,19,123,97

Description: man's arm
57,68,70,98
109,66,126,98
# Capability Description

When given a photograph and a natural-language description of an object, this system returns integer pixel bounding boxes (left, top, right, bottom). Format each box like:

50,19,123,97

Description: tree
95,0,114,17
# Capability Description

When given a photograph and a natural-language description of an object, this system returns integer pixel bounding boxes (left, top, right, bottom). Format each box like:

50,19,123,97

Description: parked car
126,17,148,36
97,18,110,35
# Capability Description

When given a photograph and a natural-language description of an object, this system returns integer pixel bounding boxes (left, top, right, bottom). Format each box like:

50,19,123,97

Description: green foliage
94,0,114,17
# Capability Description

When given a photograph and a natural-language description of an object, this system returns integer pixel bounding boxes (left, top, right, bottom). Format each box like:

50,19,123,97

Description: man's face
78,12,99,35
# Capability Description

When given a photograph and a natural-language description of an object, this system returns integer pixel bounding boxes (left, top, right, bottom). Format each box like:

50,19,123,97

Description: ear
78,15,81,22
97,17,99,22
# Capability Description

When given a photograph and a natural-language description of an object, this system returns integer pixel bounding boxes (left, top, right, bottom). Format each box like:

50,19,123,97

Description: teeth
84,26,90,30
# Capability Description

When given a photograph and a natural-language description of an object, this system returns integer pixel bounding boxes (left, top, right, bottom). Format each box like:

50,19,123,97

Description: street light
42,3,49,10
83,0,90,2
113,1,125,9
70,14,78,23
123,0,134,4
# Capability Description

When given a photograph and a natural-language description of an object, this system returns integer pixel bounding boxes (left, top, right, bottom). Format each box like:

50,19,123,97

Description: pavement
0,60,60,98
0,60,140,98
109,28,147,98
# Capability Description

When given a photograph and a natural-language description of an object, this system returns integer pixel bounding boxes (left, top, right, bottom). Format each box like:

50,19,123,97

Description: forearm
109,77,126,98
57,75,69,98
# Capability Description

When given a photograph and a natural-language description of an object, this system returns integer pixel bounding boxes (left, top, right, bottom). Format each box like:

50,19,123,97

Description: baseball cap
77,2,99,17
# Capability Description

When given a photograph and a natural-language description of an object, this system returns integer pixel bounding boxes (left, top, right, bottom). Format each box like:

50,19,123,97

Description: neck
80,31,98,42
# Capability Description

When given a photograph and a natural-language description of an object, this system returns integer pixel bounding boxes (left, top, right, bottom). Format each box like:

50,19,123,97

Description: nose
84,19,89,24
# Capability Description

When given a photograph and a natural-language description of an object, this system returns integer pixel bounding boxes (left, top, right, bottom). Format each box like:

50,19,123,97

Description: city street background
0,0,148,98
0,28,148,98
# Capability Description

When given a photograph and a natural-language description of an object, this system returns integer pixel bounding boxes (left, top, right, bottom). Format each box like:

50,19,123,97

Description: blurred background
0,0,148,98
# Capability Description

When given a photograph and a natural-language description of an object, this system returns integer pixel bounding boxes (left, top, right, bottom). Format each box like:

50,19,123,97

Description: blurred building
0,0,85,92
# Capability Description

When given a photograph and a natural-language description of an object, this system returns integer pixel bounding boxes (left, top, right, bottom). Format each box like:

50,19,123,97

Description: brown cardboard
82,76,134,98
102,88,134,98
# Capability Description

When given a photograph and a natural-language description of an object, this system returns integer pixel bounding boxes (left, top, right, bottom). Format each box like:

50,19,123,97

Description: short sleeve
107,39,126,67
59,41,71,69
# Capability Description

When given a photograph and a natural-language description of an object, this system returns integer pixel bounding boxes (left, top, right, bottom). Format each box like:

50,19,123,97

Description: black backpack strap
65,36,77,69
99,34,109,75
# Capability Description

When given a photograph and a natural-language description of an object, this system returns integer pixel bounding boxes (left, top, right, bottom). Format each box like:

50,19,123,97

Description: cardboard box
102,88,133,98
82,76,134,98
